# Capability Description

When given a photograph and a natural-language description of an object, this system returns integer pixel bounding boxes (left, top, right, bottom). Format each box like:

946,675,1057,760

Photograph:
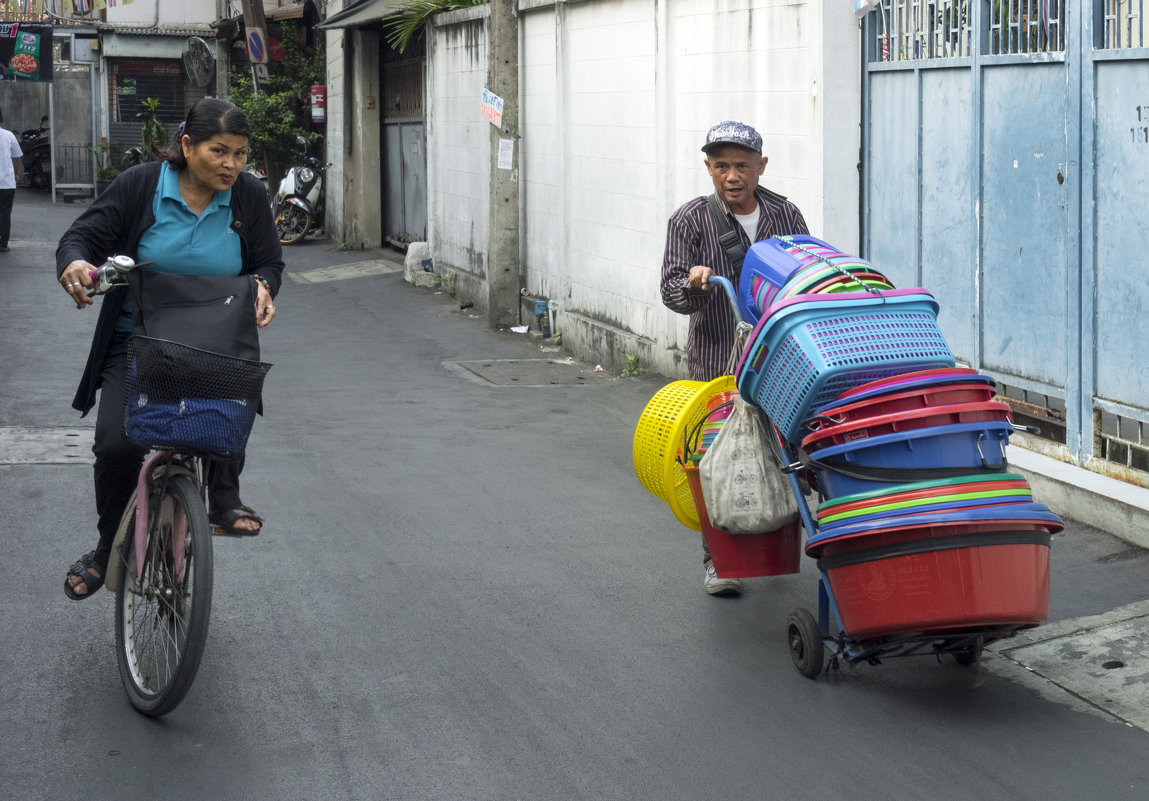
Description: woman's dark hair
165,97,252,169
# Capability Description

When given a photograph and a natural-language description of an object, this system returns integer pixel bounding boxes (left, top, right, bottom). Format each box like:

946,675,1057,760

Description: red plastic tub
800,401,1014,451
808,381,999,429
809,520,1054,639
684,466,802,578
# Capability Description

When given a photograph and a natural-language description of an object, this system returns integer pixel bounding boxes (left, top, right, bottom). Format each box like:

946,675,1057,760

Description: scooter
272,136,328,245
20,115,51,190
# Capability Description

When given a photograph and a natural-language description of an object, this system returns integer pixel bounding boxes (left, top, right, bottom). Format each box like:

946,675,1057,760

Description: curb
1007,445,1149,550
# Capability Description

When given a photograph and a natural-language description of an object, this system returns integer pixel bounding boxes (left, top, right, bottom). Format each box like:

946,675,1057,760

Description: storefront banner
0,22,53,82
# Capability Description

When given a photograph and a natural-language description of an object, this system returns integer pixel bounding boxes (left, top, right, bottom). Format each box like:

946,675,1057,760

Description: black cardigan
56,161,285,415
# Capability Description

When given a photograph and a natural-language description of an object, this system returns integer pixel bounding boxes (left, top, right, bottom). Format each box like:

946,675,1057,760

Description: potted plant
137,97,169,160
92,139,132,194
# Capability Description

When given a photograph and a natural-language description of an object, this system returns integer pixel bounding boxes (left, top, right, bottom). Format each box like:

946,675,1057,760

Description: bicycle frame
129,451,213,582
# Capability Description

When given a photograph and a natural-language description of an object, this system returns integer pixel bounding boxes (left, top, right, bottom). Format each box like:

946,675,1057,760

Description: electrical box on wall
72,35,98,62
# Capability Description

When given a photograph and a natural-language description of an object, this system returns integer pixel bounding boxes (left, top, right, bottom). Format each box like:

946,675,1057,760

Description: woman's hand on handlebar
59,260,96,309
688,265,713,291
254,282,276,328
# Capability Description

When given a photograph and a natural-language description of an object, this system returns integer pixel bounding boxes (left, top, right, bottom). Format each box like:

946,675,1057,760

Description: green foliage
383,0,489,53
136,97,168,157
91,139,133,181
229,22,325,168
620,354,645,378
551,328,562,346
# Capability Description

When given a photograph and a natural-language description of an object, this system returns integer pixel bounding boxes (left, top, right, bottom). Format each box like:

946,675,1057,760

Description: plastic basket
632,376,737,530
123,336,272,457
737,235,838,325
736,291,955,444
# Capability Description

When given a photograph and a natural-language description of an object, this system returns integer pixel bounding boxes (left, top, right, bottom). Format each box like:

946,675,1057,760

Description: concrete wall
421,0,861,378
323,22,383,250
426,8,490,301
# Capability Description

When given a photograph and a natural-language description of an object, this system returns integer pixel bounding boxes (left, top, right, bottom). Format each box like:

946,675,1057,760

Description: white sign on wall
481,88,503,128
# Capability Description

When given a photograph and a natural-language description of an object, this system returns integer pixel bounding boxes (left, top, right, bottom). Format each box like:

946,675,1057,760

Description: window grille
870,0,1066,61
1102,0,1147,48
987,0,1065,54
872,0,972,60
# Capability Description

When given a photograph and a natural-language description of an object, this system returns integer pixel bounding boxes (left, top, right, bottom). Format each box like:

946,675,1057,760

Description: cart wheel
953,646,980,667
786,608,824,678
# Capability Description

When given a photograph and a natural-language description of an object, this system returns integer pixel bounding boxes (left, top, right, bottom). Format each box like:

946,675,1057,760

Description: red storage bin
801,401,1014,451
684,466,801,578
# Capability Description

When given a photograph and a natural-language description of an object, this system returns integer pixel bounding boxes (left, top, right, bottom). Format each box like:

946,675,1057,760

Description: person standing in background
0,109,23,253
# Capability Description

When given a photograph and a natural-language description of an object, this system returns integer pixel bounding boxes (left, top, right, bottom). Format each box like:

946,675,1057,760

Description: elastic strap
798,448,1008,485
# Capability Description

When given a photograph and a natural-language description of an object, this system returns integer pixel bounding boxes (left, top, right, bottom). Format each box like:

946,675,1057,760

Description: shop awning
316,0,407,29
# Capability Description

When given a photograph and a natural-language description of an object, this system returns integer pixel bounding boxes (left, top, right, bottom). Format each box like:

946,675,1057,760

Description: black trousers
0,187,15,247
92,334,245,564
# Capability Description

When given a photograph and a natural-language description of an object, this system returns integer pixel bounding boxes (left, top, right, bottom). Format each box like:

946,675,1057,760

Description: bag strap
706,193,747,271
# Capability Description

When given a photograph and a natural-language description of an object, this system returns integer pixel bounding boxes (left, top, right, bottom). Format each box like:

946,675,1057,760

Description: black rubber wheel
275,205,310,244
115,475,213,716
787,608,824,678
29,162,49,190
953,645,980,666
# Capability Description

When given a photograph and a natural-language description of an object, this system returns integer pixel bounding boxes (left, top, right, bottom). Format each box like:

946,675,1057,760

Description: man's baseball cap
701,120,762,154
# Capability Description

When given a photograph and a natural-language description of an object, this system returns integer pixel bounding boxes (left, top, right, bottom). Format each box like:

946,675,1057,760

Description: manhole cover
442,358,608,387
0,427,93,465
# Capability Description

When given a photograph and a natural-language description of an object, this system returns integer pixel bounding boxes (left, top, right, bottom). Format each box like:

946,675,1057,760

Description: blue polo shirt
116,161,244,331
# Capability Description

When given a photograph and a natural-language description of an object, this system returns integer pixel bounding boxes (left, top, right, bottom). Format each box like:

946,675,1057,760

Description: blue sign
246,29,267,64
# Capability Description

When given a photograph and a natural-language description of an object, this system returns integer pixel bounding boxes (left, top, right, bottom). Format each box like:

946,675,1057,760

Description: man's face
705,145,768,214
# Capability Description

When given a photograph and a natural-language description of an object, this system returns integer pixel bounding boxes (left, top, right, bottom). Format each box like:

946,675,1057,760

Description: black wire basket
123,336,273,457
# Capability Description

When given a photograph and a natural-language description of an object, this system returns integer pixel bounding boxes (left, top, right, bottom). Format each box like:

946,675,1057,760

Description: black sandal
210,505,264,537
65,550,106,601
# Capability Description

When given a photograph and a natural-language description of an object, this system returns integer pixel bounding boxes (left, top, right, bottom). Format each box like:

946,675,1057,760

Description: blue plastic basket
737,235,838,326
736,291,955,443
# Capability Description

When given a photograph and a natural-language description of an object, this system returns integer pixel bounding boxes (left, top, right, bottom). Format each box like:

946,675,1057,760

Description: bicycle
89,256,271,716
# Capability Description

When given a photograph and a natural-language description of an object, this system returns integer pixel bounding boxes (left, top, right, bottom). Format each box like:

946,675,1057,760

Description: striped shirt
660,187,809,381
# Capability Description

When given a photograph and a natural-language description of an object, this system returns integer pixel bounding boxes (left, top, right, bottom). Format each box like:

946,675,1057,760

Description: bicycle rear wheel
115,474,214,716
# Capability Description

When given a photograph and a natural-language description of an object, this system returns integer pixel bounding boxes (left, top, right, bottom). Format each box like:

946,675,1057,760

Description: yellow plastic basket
632,375,738,530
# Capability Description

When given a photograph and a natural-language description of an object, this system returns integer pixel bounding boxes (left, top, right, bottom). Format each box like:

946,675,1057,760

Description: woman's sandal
210,505,264,537
64,550,106,601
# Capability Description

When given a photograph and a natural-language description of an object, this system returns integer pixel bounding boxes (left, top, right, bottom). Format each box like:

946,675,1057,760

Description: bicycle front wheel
115,474,214,716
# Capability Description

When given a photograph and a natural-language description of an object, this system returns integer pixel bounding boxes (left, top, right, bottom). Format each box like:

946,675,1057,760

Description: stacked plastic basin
733,237,1062,639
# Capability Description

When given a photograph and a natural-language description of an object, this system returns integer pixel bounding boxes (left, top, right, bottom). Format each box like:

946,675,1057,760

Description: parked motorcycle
272,137,329,245
20,115,51,190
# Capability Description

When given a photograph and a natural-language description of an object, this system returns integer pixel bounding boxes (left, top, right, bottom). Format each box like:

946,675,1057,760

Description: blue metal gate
861,0,1149,483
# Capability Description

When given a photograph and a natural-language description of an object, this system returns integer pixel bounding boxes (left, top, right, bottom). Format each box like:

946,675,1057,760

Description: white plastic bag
698,397,799,533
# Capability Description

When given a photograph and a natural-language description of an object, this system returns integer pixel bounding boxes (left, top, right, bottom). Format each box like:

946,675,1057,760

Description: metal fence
872,0,1067,60
1103,0,1147,47
54,143,95,194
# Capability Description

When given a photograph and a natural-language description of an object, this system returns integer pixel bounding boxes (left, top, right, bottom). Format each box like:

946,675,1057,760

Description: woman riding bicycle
57,97,284,600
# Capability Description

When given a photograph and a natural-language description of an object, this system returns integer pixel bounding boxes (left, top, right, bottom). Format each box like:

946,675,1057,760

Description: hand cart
708,273,1060,679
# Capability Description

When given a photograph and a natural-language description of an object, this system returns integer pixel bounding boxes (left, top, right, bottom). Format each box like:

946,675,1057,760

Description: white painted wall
423,0,860,378
105,0,215,26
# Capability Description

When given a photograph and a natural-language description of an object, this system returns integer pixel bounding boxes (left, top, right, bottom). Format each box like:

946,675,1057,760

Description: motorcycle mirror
40,115,48,124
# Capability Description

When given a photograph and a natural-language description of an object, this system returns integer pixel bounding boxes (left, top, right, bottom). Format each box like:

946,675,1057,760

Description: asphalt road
2,190,1148,800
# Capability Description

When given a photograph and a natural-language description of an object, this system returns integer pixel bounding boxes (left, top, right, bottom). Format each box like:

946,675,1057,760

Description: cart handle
707,275,744,325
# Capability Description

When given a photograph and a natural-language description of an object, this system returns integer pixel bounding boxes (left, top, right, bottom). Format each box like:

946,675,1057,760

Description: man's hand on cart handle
689,265,713,291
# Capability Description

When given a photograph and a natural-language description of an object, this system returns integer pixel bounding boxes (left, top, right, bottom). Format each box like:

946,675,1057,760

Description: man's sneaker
704,560,743,597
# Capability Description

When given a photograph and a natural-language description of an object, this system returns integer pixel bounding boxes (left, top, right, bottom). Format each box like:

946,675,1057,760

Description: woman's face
182,133,249,192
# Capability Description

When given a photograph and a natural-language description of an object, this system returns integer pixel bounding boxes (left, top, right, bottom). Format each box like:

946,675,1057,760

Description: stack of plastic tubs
731,239,1061,639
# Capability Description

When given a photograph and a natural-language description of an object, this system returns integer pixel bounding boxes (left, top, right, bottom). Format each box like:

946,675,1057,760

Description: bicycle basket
123,336,273,457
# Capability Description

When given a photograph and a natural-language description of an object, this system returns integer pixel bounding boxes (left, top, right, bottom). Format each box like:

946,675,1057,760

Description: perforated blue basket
736,290,955,443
